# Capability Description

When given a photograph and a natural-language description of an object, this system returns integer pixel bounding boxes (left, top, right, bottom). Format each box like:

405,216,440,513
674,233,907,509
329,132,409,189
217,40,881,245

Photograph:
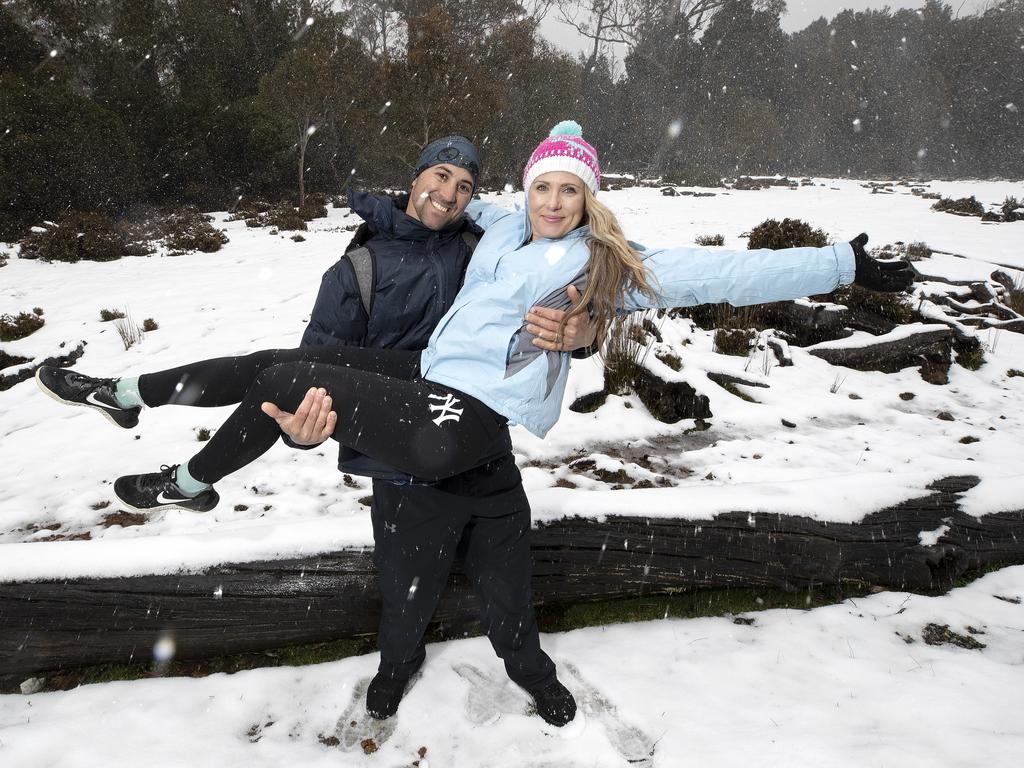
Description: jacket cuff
281,434,320,451
571,344,598,360
833,242,857,286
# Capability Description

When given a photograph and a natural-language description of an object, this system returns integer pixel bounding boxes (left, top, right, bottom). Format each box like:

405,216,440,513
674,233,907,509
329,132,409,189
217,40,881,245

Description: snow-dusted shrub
19,212,125,262
905,241,932,260
142,318,159,332
299,193,329,220
873,241,931,262
226,199,275,221
713,328,755,356
246,205,308,231
747,218,828,250
99,308,126,322
955,341,985,371
1002,196,1022,222
0,309,44,341
829,284,914,324
695,234,725,246
159,206,228,253
931,196,984,217
732,176,767,191
298,201,328,221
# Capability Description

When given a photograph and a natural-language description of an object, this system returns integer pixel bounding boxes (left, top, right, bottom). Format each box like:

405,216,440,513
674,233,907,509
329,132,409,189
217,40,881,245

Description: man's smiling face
406,163,474,230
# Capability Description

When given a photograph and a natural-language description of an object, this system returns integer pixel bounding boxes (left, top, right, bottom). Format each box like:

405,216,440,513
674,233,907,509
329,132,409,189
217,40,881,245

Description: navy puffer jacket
300,189,490,480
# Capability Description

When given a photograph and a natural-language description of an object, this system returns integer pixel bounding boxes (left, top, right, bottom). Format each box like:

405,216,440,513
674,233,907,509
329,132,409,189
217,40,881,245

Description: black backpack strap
345,222,373,252
342,245,376,318
460,229,479,253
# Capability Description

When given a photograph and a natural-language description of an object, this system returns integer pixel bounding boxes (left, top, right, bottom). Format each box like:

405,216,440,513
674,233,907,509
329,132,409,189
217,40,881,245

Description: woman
37,121,912,514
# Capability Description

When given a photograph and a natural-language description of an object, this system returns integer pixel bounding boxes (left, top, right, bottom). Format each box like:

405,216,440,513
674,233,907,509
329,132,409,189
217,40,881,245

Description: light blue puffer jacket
419,200,855,437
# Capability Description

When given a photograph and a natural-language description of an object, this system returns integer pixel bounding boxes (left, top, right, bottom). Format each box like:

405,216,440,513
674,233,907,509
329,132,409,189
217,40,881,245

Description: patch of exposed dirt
102,510,148,528
921,623,986,649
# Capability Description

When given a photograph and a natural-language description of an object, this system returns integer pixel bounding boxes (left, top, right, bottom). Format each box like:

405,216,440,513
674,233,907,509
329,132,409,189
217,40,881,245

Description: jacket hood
346,188,473,242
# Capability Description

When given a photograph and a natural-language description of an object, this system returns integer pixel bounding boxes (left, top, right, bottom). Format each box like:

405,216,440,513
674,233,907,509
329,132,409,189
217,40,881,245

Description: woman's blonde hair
558,186,658,357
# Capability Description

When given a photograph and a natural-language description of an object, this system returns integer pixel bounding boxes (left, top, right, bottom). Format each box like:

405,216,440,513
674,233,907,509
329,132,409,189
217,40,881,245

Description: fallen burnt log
806,324,953,383
2,476,1023,680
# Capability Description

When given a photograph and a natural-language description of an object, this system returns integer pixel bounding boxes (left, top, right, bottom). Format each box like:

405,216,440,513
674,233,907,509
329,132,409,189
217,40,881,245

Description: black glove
850,233,915,292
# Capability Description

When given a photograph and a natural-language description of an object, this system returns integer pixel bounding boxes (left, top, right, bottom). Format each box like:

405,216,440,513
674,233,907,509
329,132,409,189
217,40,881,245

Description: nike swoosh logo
86,392,119,409
156,492,184,504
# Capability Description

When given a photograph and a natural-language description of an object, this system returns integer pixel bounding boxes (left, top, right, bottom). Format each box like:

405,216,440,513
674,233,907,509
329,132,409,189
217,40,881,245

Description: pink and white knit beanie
522,120,601,195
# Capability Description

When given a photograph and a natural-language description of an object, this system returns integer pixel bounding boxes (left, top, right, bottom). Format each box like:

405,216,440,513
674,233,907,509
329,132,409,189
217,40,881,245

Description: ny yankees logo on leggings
428,393,463,425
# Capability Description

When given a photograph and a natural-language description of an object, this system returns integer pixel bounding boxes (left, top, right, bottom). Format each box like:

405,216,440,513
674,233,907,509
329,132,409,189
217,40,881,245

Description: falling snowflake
667,120,683,139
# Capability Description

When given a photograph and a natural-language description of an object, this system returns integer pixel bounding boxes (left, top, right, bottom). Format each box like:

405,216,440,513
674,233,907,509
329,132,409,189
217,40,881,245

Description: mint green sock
174,463,212,496
114,377,145,408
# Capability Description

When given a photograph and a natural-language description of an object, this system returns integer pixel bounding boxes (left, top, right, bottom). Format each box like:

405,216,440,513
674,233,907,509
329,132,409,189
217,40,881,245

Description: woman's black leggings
136,346,508,485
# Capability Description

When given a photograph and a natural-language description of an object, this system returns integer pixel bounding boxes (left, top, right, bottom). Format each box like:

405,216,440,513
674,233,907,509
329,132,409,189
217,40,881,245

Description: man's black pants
370,472,556,691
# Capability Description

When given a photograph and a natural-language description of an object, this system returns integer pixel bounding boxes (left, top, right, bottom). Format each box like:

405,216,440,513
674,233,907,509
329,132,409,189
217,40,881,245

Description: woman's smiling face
528,171,586,241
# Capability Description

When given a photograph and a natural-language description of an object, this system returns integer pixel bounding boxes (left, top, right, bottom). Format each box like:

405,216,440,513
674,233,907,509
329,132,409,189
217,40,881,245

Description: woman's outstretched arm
619,240,858,312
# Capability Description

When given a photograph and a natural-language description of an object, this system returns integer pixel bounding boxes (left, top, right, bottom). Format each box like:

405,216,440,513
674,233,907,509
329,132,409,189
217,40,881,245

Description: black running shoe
35,366,141,429
114,465,219,512
527,677,577,727
366,671,416,720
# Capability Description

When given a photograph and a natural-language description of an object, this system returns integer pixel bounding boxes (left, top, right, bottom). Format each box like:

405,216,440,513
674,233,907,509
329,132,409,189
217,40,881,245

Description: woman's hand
261,387,337,446
850,233,915,292
525,285,597,352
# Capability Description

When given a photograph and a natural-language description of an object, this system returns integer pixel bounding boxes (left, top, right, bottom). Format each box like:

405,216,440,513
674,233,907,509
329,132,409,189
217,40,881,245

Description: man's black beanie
414,135,481,188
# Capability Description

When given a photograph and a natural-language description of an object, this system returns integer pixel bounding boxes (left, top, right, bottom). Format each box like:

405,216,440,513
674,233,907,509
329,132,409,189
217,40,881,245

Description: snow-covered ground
1,178,1021,576
1,566,1022,767
1,178,1023,765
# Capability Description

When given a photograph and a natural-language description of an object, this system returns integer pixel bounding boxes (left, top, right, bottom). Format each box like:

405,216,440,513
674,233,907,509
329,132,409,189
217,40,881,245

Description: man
266,136,593,727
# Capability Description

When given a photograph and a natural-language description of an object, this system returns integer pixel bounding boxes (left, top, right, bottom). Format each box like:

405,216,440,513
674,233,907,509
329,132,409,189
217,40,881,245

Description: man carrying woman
37,120,912,727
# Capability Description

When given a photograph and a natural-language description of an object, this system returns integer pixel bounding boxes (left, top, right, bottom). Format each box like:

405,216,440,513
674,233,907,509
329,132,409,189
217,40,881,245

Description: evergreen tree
687,0,787,173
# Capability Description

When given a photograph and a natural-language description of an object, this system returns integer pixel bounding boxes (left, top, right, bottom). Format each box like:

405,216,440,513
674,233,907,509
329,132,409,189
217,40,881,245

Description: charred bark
3,476,1023,680
807,326,953,383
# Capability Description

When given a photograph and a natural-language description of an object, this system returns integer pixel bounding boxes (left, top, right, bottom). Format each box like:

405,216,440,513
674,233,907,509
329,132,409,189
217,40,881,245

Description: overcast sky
540,0,995,54
780,0,991,31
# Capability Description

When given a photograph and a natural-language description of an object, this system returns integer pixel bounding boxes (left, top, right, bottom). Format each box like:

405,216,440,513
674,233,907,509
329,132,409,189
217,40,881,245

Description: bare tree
554,0,783,68
343,0,406,60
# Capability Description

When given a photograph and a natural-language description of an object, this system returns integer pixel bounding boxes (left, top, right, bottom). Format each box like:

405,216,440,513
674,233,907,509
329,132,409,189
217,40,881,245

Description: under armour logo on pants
428,393,463,426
